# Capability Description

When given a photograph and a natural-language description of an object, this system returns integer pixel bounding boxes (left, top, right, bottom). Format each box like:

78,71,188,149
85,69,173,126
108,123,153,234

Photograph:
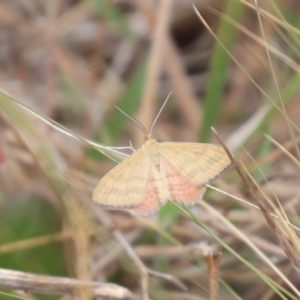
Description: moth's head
145,133,155,141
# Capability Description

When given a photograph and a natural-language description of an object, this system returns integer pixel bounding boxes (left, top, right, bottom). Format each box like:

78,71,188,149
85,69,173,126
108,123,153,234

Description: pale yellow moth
93,96,231,215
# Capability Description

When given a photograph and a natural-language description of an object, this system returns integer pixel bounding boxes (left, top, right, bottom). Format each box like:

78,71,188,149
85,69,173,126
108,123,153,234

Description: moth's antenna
114,106,148,135
150,91,172,134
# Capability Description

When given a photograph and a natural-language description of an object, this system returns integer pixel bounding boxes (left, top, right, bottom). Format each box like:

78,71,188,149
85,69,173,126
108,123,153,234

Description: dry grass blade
254,0,300,160
212,128,300,293
0,232,69,254
135,0,172,145
243,166,300,271
240,0,300,36
137,0,201,135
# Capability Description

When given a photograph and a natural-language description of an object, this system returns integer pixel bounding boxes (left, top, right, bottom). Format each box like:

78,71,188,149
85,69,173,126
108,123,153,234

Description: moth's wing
92,148,150,209
128,164,166,215
160,143,231,186
160,155,206,204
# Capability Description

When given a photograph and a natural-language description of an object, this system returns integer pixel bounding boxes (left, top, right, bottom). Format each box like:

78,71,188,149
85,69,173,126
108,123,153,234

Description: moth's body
93,134,231,215
144,134,161,169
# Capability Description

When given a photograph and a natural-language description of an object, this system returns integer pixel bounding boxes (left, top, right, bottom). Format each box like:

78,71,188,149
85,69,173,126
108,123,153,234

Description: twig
189,243,221,300
0,268,133,299
204,252,222,300
93,206,187,299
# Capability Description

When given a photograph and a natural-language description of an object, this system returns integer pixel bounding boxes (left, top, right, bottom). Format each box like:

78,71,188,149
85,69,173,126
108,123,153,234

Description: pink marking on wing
161,156,205,204
129,169,162,215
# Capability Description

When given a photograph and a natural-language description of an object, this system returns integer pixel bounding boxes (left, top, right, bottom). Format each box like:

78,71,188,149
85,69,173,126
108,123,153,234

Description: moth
93,96,231,215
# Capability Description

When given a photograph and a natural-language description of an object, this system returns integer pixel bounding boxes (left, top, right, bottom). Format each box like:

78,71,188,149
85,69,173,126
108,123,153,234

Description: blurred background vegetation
0,0,300,299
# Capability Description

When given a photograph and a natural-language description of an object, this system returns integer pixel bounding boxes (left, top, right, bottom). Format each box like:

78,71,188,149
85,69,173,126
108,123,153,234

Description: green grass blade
200,0,245,142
